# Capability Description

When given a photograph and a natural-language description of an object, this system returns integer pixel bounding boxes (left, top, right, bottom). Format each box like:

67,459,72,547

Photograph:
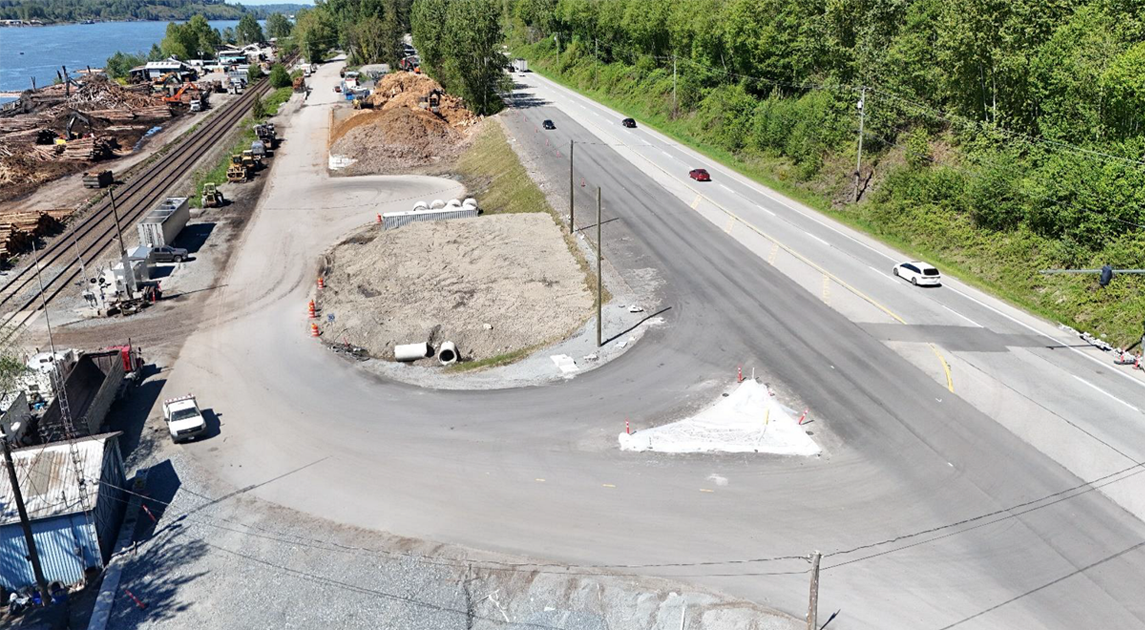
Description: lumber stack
0,225,34,258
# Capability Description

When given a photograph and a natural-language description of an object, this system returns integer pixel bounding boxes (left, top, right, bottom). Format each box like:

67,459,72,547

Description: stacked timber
0,225,34,258
60,136,116,161
134,104,172,119
84,109,136,122
43,208,77,225
6,210,62,236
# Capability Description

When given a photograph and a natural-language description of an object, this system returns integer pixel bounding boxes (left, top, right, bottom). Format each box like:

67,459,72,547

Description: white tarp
618,380,820,456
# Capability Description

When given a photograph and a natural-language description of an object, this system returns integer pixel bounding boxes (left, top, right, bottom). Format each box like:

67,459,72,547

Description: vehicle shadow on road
199,408,222,440
109,373,167,466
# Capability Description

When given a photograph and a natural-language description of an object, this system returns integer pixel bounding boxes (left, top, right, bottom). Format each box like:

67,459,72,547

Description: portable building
0,433,126,592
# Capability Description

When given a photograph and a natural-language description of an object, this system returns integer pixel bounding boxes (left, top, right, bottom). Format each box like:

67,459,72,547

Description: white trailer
513,58,528,73
136,197,189,248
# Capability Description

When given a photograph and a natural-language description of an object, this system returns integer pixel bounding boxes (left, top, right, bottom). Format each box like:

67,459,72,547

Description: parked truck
513,58,528,73
136,196,189,248
162,394,207,443
32,345,142,443
82,170,113,189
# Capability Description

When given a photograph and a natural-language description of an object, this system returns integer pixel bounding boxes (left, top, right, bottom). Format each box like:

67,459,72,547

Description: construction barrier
308,300,317,318
310,323,320,337
317,277,325,289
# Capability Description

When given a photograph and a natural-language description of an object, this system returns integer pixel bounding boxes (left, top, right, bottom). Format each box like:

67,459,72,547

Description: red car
689,168,711,182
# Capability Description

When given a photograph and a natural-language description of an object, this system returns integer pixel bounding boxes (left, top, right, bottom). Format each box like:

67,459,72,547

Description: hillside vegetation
0,0,304,22
508,0,1145,345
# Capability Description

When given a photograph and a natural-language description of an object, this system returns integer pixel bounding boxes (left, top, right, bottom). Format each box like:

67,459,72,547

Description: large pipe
462,197,477,209
413,200,428,211
430,199,446,209
438,341,458,365
394,342,429,361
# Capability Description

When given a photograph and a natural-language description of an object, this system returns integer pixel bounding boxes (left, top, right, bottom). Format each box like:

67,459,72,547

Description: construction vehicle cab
226,155,248,182
201,182,224,207
241,150,256,171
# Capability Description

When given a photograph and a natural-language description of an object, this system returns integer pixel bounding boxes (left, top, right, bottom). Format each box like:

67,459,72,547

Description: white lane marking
806,232,830,247
869,265,896,283
1073,376,1140,412
947,286,1145,391
720,184,734,193
660,150,673,159
758,205,776,217
942,304,983,328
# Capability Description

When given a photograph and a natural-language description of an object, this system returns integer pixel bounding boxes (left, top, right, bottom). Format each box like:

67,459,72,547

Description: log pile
60,136,117,161
0,209,68,260
0,225,34,259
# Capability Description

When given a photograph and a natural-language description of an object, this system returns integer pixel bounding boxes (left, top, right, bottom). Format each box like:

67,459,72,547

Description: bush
248,64,264,81
268,64,291,89
252,96,267,119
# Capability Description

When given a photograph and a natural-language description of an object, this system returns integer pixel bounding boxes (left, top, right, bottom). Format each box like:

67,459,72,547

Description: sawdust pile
319,214,592,364
328,72,480,174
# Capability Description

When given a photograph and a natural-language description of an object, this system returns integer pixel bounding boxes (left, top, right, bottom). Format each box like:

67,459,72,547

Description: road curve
160,62,1145,630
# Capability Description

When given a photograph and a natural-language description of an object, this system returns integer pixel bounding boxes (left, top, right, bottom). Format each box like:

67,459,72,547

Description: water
0,20,245,100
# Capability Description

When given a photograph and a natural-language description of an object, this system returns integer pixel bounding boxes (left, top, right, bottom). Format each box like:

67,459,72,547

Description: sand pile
328,71,479,174
318,214,592,364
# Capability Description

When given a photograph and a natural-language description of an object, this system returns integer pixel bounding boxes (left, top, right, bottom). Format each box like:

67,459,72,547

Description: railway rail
0,62,290,342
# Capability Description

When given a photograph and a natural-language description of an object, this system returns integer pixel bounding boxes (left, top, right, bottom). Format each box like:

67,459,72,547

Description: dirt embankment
318,213,592,363
328,72,480,174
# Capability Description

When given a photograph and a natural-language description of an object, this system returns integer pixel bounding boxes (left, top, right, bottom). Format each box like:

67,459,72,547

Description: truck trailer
136,197,189,248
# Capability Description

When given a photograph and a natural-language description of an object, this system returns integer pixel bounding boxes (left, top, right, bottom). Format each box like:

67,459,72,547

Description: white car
893,261,942,286
163,395,208,443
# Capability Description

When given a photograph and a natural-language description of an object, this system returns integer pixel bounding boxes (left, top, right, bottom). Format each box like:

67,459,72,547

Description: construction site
328,72,480,174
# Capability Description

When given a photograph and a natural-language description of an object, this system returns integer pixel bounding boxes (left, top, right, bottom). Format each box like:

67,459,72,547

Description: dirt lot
328,72,479,175
318,213,592,364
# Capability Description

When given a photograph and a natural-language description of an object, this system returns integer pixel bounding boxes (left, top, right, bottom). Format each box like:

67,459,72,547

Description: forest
0,0,304,22
506,0,1145,343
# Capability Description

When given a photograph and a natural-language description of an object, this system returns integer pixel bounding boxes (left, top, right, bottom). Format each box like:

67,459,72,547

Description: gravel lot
319,213,593,364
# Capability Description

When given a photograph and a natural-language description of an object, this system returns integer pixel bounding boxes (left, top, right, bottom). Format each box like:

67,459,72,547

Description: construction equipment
64,110,92,140
251,140,266,163
418,89,443,115
253,122,277,149
226,155,248,182
241,149,256,171
82,170,113,188
292,75,306,92
201,182,224,207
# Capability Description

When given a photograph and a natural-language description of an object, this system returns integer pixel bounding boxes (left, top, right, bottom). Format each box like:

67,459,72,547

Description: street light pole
108,188,134,300
569,140,575,231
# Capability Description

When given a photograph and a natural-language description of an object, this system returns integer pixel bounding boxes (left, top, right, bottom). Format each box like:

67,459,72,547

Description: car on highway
689,168,711,182
621,117,637,128
151,245,189,263
893,261,942,286
542,119,555,130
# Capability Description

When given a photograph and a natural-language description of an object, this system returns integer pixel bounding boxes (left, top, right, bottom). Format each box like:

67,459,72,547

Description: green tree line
0,0,303,22
287,0,409,67
506,0,1145,342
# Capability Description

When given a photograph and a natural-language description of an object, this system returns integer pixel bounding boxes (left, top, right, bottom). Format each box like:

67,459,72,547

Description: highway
160,61,1145,630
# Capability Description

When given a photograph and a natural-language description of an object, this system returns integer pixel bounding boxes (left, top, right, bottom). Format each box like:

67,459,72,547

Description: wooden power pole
596,186,603,347
569,140,575,231
807,550,822,630
3,439,50,604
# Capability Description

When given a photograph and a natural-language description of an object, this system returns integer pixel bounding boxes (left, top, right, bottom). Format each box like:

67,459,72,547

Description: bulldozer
241,149,257,172
226,155,248,182
201,182,224,207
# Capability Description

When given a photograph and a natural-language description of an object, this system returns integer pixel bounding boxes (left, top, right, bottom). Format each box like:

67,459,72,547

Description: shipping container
136,197,189,248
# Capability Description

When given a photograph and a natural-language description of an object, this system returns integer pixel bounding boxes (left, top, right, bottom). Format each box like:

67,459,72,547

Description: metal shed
0,433,125,591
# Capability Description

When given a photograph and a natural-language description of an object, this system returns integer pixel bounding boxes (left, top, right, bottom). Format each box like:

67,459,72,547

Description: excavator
226,155,248,182
163,81,202,105
64,110,92,140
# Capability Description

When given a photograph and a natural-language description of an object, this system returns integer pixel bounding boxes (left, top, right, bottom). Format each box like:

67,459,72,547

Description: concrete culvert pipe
447,198,462,207
438,341,458,365
413,201,429,211
394,342,429,362
462,197,478,209
430,199,446,209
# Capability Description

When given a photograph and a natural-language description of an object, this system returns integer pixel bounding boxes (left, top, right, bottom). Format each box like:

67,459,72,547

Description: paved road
159,61,1145,630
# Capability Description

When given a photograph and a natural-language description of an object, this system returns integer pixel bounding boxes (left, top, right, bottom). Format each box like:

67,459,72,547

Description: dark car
542,119,555,130
689,168,711,182
621,117,637,128
151,245,189,263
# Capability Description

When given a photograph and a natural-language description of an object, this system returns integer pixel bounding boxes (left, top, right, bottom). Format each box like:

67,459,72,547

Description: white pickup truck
162,395,207,443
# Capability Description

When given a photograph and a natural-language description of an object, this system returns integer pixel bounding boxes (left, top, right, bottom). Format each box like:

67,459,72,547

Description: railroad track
0,64,289,342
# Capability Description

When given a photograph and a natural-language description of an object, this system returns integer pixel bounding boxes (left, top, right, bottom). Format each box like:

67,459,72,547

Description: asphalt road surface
158,61,1145,630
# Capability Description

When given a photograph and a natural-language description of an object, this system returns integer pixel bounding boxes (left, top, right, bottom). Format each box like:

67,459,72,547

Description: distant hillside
0,0,282,22
249,3,308,17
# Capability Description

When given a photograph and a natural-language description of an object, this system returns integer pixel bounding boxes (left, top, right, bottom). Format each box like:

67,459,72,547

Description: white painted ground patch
619,380,821,456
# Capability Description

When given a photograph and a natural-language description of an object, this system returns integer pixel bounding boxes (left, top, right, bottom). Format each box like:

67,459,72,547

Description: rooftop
0,433,120,526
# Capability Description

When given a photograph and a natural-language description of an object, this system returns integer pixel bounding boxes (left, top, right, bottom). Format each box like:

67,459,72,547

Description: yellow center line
690,194,702,209
699,488,714,493
821,274,831,304
768,243,778,265
535,478,545,482
602,483,616,488
724,216,735,233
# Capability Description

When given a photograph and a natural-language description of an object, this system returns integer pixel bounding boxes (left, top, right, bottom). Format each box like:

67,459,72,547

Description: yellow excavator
226,155,248,182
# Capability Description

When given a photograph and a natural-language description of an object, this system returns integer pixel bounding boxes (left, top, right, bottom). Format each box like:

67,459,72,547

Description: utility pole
569,140,575,231
3,439,51,605
807,551,822,630
108,188,134,300
672,55,677,117
596,186,603,348
853,88,866,203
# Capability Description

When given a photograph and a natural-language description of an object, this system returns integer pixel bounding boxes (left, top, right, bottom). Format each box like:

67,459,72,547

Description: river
0,20,247,102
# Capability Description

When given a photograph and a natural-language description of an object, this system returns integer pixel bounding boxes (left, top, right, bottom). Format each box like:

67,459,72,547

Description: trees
237,13,265,45
160,15,221,59
269,64,292,89
105,51,146,79
266,12,293,40
412,0,505,115
294,7,337,64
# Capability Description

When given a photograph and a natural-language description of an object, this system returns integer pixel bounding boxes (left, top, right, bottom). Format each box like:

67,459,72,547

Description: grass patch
446,346,533,372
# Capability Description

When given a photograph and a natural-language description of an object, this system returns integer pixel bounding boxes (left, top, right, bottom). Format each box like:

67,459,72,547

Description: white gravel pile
619,380,821,456
320,213,593,363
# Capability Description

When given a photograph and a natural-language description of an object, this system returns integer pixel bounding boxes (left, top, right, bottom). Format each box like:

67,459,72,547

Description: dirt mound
318,213,592,364
329,71,479,173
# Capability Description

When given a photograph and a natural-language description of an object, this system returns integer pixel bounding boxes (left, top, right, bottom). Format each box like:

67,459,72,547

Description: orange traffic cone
307,300,317,318
310,323,320,337
317,276,325,289
737,366,743,383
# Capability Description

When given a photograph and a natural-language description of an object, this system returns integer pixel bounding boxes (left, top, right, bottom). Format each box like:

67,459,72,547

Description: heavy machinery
241,149,256,172
418,89,443,115
64,110,92,140
253,122,277,150
292,75,306,92
226,155,248,182
250,140,266,163
201,182,224,207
